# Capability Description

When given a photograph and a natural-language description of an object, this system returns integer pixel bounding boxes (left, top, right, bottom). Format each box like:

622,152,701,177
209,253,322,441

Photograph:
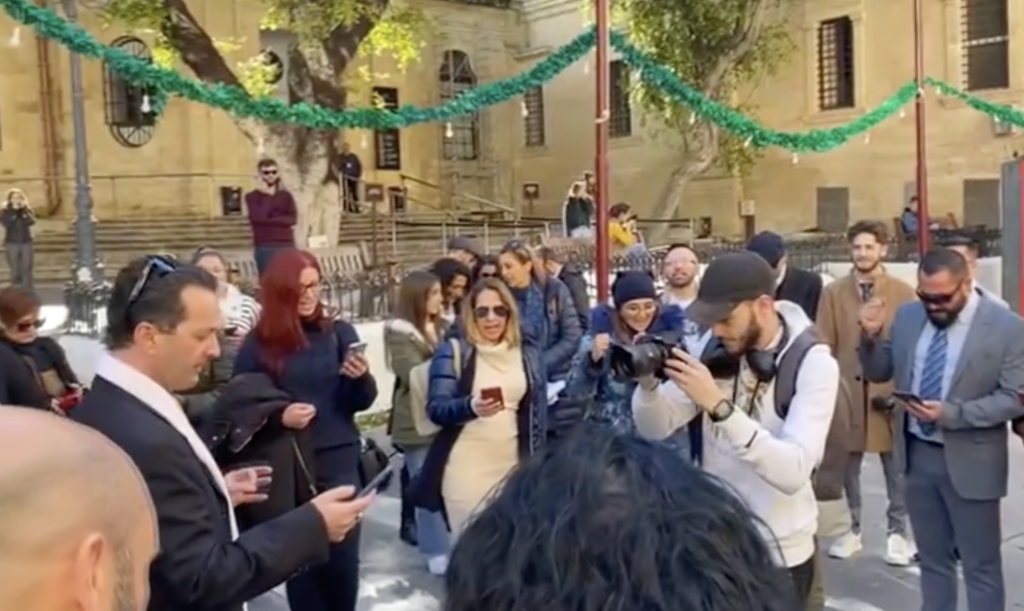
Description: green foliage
614,0,795,174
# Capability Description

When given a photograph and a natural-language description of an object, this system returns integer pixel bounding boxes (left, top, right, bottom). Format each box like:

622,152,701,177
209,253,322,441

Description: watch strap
708,399,734,423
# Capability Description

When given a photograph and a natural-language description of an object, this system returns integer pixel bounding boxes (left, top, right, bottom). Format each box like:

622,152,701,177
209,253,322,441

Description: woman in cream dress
421,278,548,536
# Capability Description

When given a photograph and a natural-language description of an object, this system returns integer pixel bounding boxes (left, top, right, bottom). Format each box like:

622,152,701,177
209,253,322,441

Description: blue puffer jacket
562,302,685,434
426,337,548,455
510,277,583,382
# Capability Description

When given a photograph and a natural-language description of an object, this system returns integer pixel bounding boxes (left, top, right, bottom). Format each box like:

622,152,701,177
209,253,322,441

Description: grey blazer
859,298,1024,500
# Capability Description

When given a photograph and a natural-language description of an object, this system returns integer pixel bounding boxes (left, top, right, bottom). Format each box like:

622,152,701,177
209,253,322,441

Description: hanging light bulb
360,132,369,149
8,27,21,47
444,122,454,139
688,112,697,126
583,59,590,75
140,94,152,114
863,132,871,144
521,100,529,118
743,136,753,148
899,106,907,119
791,152,799,164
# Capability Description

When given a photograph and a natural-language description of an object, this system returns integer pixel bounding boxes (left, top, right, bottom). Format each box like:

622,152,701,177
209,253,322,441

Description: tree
615,0,794,242
96,0,424,245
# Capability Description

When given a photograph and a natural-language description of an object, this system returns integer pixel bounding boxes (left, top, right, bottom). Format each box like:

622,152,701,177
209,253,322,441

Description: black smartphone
357,461,395,499
892,391,922,404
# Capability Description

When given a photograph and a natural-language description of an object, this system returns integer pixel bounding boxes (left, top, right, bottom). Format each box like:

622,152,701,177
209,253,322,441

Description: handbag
358,436,394,493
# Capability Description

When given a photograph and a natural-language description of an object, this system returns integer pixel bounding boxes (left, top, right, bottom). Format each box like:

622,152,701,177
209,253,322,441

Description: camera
608,334,741,381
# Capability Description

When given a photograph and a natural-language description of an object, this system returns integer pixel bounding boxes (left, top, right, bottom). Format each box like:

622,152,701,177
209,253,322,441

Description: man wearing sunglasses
859,248,1024,611
245,158,297,276
72,256,374,611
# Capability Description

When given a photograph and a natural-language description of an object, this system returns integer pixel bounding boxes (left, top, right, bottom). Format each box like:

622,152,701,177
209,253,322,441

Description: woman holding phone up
418,278,548,536
234,249,377,611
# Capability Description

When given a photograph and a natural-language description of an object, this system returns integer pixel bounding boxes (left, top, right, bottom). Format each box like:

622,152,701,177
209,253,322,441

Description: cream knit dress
442,341,527,536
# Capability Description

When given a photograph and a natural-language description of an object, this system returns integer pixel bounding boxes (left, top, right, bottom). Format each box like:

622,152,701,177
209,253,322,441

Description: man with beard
816,220,917,565
859,248,1024,611
632,251,839,606
746,231,823,321
245,158,297,276
939,232,1007,307
660,243,705,354
0,406,158,611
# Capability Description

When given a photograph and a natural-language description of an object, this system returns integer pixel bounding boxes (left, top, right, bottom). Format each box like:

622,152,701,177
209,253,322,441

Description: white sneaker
427,555,449,576
828,531,863,559
885,533,914,566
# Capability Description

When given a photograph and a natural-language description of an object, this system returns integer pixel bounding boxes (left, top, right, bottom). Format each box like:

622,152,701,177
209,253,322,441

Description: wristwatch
707,399,735,423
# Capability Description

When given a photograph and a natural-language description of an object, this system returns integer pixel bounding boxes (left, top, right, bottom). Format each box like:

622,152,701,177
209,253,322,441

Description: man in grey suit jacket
858,248,1024,611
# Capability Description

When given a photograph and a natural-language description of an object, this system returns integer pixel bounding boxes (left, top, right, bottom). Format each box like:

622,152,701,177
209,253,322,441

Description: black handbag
358,436,394,493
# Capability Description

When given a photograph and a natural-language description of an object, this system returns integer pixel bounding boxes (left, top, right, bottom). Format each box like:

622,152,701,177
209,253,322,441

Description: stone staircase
3,213,552,286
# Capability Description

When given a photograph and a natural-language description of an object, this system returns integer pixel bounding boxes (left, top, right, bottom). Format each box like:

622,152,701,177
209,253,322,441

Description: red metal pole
594,0,611,302
913,0,930,253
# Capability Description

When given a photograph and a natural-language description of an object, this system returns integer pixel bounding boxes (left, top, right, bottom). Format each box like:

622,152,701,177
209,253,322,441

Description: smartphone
892,391,922,404
481,387,504,405
357,461,395,499
348,342,368,356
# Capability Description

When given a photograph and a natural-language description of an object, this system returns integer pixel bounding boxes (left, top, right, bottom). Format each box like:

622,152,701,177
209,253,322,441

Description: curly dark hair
445,425,800,611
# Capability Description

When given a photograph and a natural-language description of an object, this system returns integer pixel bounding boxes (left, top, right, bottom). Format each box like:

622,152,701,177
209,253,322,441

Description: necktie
859,283,874,301
917,329,947,436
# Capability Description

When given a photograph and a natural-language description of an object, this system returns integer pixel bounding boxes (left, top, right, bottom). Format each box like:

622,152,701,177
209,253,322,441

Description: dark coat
413,337,548,512
179,335,238,437
212,373,317,530
72,377,328,611
511,277,583,382
777,266,824,322
558,264,591,332
0,336,77,410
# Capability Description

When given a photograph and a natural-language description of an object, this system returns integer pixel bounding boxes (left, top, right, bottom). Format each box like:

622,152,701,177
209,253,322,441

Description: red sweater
245,188,297,246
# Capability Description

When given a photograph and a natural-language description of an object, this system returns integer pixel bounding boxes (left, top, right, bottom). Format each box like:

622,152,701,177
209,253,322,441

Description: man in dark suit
746,231,823,320
72,256,374,611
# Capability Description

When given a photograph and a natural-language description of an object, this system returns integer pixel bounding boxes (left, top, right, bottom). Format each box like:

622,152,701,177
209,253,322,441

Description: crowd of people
0,215,1022,611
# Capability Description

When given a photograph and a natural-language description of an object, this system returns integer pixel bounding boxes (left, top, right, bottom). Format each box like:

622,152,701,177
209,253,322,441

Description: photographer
631,252,839,607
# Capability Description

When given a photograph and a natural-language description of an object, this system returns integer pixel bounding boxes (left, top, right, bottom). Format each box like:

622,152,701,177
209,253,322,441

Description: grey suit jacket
859,298,1024,500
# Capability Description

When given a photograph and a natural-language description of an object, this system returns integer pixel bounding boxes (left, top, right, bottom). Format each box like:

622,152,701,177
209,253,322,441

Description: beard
925,305,963,329
724,319,763,355
852,257,881,274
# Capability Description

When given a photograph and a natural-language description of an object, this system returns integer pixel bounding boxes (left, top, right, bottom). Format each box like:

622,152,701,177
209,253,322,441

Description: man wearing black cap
746,231,823,321
447,236,479,269
631,251,839,607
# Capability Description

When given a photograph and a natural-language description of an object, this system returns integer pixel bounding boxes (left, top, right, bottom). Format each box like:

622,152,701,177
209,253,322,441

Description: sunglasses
261,170,278,176
473,305,510,320
15,319,45,332
501,239,528,254
916,287,959,305
128,255,178,309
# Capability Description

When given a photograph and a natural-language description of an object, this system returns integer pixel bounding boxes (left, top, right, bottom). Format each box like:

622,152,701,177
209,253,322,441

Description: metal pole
913,0,930,254
593,0,611,302
63,0,99,280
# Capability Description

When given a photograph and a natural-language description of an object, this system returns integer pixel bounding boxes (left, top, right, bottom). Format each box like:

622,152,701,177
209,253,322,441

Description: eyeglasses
474,305,510,320
501,239,528,254
261,170,278,177
916,284,962,305
15,319,44,332
127,255,178,309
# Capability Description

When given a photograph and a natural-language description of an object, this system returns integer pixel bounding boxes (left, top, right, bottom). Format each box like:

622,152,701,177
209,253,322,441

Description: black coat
0,336,77,410
73,376,329,611
559,265,590,332
212,373,317,530
777,266,823,321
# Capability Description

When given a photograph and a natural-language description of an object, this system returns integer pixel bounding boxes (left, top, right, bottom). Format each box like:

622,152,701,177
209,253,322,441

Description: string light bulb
863,132,871,144
688,112,697,125
8,27,20,47
140,94,152,114
583,59,590,75
899,107,907,119
791,152,799,164
444,122,454,138
521,100,529,118
744,136,753,148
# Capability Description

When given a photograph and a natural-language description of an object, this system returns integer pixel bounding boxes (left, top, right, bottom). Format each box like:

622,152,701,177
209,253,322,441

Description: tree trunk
646,123,719,245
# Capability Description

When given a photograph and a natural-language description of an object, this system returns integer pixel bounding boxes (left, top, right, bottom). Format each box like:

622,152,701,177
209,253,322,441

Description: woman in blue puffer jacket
496,239,582,382
413,278,547,536
562,271,685,434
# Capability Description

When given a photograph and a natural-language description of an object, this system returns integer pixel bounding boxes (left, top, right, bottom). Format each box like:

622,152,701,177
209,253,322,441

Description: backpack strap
774,327,822,420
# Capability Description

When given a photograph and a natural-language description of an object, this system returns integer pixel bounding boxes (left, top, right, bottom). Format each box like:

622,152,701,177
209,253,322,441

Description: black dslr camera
608,334,741,381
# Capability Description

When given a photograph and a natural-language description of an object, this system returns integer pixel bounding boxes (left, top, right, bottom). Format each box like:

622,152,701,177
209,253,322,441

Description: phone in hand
357,461,395,499
481,387,504,406
892,391,922,404
347,342,368,357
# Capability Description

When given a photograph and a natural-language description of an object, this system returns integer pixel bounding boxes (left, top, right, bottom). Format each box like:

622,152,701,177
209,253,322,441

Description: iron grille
440,50,479,161
523,87,545,147
961,0,1009,91
609,60,632,138
817,17,855,111
102,36,157,147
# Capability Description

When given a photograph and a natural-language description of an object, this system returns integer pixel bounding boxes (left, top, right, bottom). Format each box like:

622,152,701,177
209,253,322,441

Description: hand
340,353,369,378
282,402,316,429
907,399,943,423
470,393,503,418
591,333,611,363
858,298,886,336
663,348,727,411
225,466,272,507
309,485,375,542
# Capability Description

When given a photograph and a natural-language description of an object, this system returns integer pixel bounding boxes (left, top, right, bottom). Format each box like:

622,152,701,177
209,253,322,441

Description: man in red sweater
245,159,297,276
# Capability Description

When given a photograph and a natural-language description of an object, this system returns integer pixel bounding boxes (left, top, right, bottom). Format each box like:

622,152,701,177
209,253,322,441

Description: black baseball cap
745,231,786,267
686,252,776,325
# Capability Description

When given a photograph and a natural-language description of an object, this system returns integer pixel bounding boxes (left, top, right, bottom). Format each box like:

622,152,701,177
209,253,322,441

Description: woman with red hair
234,248,378,611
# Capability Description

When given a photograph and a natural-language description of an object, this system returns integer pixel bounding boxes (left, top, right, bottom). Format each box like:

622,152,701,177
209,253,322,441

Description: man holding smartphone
245,159,297,277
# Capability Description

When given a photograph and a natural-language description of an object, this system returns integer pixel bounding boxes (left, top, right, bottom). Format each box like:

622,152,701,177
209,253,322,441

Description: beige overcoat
816,271,916,454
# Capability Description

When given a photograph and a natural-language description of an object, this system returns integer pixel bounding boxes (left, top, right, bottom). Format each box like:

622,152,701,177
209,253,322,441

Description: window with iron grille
102,37,157,148
816,17,855,111
372,87,401,170
439,50,479,161
523,87,545,147
609,60,632,138
961,0,1008,91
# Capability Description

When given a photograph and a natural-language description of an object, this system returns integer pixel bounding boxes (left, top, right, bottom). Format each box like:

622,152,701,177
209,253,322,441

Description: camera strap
729,375,764,417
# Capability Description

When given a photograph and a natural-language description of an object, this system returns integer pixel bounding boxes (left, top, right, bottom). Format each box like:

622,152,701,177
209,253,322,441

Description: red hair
254,249,329,374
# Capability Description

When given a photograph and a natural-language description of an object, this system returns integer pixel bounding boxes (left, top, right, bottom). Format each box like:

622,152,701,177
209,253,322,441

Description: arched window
439,50,479,161
102,37,158,148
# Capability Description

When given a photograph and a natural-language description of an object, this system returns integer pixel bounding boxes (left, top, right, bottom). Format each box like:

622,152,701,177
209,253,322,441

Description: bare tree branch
700,0,774,95
160,0,241,87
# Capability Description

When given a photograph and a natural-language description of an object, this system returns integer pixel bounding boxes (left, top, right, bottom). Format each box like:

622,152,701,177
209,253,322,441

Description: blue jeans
404,445,450,557
254,245,286,277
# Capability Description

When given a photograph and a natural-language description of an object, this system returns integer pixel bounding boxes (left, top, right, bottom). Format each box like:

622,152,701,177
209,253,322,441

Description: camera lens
609,339,672,379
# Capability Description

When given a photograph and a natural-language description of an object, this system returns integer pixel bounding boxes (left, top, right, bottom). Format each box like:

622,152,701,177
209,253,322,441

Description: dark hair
846,219,889,243
919,248,969,277
472,254,500,283
191,246,226,267
534,246,563,265
937,230,978,253
393,270,441,342
446,426,798,611
499,239,548,286
430,258,472,290
664,242,697,258
105,257,218,349
609,202,631,217
257,158,278,170
0,286,40,326
254,249,327,374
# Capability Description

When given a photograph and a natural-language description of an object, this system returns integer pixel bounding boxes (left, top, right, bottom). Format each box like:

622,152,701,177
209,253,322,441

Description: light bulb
360,133,369,148
521,100,529,118
791,152,799,164
8,27,20,47
899,107,906,119
444,122,454,138
863,132,871,144
744,136,753,148
140,94,152,113
583,60,590,75
688,112,697,126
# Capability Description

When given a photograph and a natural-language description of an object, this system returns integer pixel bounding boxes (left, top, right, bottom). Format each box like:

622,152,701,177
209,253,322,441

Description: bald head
0,407,156,611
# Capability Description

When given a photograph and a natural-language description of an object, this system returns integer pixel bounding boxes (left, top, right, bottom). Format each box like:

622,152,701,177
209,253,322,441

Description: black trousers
286,444,362,611
788,549,817,609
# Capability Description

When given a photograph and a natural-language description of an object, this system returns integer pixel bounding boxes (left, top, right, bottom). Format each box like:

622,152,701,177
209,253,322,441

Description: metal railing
399,173,518,219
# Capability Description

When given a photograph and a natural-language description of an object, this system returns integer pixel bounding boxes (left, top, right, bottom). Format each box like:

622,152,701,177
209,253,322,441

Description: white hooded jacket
632,300,839,568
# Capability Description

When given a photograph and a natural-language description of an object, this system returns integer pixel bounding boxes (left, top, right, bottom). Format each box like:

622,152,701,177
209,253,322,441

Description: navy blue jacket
511,277,583,382
234,320,377,456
